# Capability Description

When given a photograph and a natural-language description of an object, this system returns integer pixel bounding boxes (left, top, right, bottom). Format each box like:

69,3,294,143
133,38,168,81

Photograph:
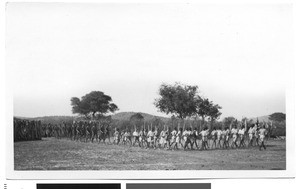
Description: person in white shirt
183,127,192,150
254,124,259,146
182,128,188,148
210,127,217,149
238,126,246,148
216,127,223,149
113,128,120,145
190,127,199,150
170,128,177,150
259,125,267,150
147,128,155,149
248,124,255,147
139,128,146,148
132,128,139,147
231,126,238,148
153,127,159,148
223,127,230,149
123,130,131,146
220,127,226,148
175,127,183,150
165,127,172,149
159,129,166,148
200,127,209,150
120,130,125,145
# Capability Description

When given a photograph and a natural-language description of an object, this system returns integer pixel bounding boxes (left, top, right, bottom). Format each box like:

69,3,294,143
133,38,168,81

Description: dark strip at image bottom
127,183,211,189
37,184,121,189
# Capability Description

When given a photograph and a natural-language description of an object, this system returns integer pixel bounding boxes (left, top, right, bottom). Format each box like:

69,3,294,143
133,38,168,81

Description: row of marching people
14,118,43,142
41,121,112,143
16,119,268,151
113,123,268,151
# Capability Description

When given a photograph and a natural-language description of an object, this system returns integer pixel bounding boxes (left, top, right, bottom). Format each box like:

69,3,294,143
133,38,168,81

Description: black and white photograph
5,2,294,179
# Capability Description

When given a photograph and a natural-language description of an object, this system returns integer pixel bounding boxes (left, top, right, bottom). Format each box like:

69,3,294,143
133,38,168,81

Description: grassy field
14,137,286,170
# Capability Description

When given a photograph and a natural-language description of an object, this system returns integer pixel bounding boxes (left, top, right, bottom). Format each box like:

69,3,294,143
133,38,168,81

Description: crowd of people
14,119,43,141
37,120,111,143
112,123,268,151
14,118,269,151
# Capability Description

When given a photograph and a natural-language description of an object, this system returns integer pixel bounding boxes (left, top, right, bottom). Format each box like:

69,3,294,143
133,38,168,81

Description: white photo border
5,0,295,180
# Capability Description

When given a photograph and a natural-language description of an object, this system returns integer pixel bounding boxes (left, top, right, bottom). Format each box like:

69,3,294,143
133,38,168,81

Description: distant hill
250,112,286,123
15,112,283,124
112,112,169,122
33,116,75,122
14,112,170,123
250,115,270,122
15,115,75,124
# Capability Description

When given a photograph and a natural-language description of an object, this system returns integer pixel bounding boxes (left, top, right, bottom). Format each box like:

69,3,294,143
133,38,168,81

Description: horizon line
14,110,285,121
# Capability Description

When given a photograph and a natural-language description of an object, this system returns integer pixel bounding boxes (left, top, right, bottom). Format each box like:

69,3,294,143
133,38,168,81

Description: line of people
14,119,43,142
43,121,112,143
15,119,268,151
113,123,268,151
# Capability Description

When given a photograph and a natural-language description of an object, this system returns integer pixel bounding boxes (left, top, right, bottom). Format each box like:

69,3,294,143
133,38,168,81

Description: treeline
67,83,222,130
154,82,222,130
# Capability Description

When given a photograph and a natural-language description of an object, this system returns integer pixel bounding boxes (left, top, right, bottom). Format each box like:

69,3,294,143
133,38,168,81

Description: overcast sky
6,3,291,120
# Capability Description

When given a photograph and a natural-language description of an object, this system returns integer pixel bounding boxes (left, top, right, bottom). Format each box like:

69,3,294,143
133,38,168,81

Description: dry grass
14,138,285,170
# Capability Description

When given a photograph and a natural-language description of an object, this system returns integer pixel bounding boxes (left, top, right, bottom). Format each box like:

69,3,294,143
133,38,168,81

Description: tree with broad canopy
71,91,118,119
207,103,222,129
154,82,222,130
195,96,211,129
154,83,198,122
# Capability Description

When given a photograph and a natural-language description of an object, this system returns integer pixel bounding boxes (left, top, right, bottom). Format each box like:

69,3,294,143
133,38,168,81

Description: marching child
147,128,155,149
132,128,139,146
126,129,132,145
210,127,217,149
223,127,230,149
238,126,246,148
254,124,259,146
200,127,209,150
231,126,238,148
166,127,171,149
159,128,167,149
153,127,159,148
113,128,120,145
248,124,255,147
216,127,222,149
120,130,125,145
183,127,192,150
191,127,199,150
259,125,267,150
174,127,183,150
170,127,177,150
143,129,148,148
138,129,144,147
